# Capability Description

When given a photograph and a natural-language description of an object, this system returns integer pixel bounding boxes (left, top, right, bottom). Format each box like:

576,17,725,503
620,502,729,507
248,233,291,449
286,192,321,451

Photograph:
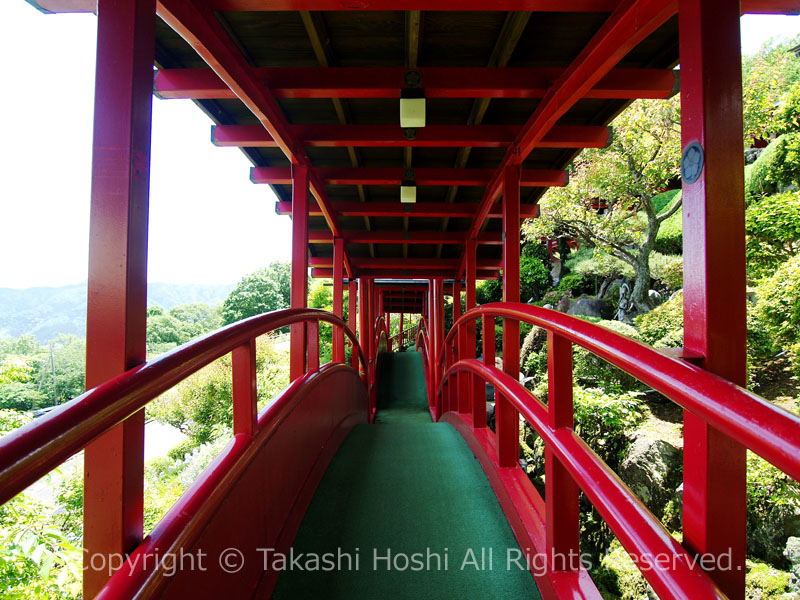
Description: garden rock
786,537,800,593
567,297,606,319
619,436,682,518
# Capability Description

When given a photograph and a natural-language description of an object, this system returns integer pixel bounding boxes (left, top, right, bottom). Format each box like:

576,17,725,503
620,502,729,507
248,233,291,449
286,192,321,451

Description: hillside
0,282,234,342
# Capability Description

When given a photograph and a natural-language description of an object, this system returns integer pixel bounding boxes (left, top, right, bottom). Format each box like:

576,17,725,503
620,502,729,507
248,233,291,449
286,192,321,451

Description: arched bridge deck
274,351,541,599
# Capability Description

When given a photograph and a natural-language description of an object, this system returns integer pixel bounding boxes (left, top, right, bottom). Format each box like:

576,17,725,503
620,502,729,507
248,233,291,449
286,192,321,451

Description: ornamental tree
525,97,681,313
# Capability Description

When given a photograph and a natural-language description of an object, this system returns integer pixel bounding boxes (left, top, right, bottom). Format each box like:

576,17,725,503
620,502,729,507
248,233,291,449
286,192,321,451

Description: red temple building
2,0,800,598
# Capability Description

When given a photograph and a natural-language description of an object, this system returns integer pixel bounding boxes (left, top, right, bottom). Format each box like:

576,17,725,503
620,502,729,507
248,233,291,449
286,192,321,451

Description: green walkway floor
272,352,541,599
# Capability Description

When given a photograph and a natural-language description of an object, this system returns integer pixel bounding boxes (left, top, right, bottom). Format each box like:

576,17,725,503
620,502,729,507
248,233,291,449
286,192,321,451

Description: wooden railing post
307,319,320,373
475,315,494,429
232,339,257,436
545,332,581,572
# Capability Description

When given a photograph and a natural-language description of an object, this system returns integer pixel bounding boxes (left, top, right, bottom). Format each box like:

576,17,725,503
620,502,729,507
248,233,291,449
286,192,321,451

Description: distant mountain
0,282,234,343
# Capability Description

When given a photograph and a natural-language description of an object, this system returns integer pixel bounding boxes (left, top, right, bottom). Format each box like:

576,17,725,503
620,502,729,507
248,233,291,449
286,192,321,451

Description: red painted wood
399,312,404,347
308,230,503,245
332,237,345,362
275,200,540,219
679,0,748,596
212,123,610,148
545,332,581,572
232,339,257,436
82,0,155,594
0,308,368,508
290,166,309,381
306,320,320,372
96,363,367,600
348,280,358,370
498,165,521,469
440,362,724,600
155,66,677,100
461,0,676,256
358,278,369,381
34,0,800,13
465,240,483,428
252,166,567,187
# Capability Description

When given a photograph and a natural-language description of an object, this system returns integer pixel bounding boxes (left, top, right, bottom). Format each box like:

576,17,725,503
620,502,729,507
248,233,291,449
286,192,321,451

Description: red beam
155,67,677,100
212,124,610,149
29,0,800,15
157,0,346,254
310,257,501,270
309,230,502,245
312,268,499,279
253,167,566,187
463,0,677,250
206,0,619,10
276,200,539,219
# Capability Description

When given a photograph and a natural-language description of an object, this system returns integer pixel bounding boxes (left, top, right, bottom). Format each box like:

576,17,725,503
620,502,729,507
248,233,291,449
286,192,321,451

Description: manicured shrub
754,254,800,372
634,291,684,348
558,273,591,295
573,320,643,391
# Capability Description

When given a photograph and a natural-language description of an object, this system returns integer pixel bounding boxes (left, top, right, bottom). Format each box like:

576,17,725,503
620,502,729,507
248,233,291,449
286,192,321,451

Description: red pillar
358,278,369,371
499,164,521,468
451,280,463,412
290,166,309,381
399,312,404,348
332,237,345,362
679,1,747,596
465,239,484,426
348,279,358,369
431,277,445,419
82,0,155,596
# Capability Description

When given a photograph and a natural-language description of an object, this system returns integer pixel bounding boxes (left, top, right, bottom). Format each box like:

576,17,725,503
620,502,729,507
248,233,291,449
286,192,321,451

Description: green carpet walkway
272,352,541,599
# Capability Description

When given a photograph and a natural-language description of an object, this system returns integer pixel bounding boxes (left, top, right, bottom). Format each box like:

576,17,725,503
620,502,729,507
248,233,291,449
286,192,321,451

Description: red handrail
440,303,800,480
435,302,800,599
0,308,367,505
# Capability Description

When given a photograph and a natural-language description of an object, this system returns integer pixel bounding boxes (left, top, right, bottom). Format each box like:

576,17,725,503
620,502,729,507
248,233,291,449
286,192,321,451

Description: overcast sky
0,5,797,289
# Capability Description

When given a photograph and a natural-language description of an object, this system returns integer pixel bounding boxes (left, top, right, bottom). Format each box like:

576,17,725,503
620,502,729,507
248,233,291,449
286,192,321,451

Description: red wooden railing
0,309,369,598
436,302,800,600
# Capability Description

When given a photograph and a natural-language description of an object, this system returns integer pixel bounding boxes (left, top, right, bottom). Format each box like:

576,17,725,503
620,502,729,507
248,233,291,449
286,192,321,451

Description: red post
498,164,521,468
349,280,358,370
232,339,257,436
477,314,494,429
452,280,465,413
307,320,320,373
290,165,310,381
332,237,345,362
82,0,155,595
680,1,747,596
465,240,483,426
545,332,581,571
433,278,445,418
399,312,404,348
358,278,369,375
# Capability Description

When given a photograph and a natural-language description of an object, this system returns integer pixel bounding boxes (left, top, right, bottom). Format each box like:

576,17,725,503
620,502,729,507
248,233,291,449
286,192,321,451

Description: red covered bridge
2,0,800,598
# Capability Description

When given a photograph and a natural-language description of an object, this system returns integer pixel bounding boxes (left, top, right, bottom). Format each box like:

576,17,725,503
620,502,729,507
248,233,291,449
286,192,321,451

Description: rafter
310,257,502,270
275,200,540,219
211,124,611,148
459,0,679,275
311,268,499,279
157,0,352,275
307,230,503,244
253,167,567,187
154,67,678,100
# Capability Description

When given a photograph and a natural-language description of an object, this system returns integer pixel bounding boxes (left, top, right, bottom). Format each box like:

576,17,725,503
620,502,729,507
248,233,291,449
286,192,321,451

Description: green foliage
476,278,502,305
745,559,794,599
0,409,31,436
656,256,683,290
742,36,800,143
0,384,46,412
0,356,33,384
746,451,800,565
754,254,800,372
557,273,590,295
568,248,633,280
0,494,81,599
774,81,800,135
652,189,681,215
746,134,800,204
573,387,645,469
520,255,551,302
634,291,684,348
220,263,291,325
746,191,800,278
595,539,652,600
653,202,683,255
573,321,643,391
147,303,222,354
150,337,289,445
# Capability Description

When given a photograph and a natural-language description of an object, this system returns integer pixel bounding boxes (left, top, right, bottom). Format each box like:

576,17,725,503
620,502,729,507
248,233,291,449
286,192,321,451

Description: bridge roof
35,0,792,281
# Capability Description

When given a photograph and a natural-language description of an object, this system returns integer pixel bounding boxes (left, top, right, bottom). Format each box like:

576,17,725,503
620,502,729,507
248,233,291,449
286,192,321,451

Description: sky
0,5,798,290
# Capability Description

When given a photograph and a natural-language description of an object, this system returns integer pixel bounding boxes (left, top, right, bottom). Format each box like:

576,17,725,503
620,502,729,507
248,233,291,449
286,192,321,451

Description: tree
746,191,800,278
525,97,681,313
220,266,290,325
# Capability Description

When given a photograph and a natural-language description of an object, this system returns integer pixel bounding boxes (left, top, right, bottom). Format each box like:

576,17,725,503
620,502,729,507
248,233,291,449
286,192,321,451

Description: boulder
567,297,606,319
619,436,682,518
786,537,800,594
